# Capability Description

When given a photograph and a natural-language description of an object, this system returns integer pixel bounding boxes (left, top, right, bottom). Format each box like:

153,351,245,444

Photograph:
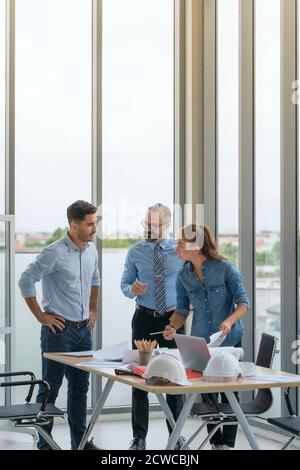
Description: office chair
182,333,278,450
267,387,300,450
0,371,65,450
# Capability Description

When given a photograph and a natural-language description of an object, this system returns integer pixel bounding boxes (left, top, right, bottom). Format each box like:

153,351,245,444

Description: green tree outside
46,227,68,245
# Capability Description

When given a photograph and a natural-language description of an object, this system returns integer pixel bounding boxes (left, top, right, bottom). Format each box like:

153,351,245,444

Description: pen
149,331,164,336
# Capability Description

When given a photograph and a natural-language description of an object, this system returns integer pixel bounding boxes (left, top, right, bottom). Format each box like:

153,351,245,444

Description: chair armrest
0,371,37,403
0,371,36,380
0,379,50,412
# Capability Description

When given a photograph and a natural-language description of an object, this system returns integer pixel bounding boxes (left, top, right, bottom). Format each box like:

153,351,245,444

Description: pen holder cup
138,351,153,366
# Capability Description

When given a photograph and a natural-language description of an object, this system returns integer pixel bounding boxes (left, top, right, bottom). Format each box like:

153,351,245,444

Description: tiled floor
0,414,295,450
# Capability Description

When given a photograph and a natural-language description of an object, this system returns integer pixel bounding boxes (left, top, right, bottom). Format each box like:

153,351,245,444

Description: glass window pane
217,0,239,263
0,222,5,328
0,220,11,329
0,335,5,365
0,0,5,214
14,0,92,409
102,0,174,408
298,0,300,387
0,335,5,364
255,0,281,414
15,0,92,242
0,334,5,404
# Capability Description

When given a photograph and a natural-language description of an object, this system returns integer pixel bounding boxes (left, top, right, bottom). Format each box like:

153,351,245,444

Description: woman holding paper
163,224,249,450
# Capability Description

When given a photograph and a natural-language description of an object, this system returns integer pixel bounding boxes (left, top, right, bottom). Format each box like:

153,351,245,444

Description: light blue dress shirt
18,233,101,322
120,239,183,312
176,259,250,346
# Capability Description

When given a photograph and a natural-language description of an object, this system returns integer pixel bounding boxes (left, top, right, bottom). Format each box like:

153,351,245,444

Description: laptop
174,334,211,373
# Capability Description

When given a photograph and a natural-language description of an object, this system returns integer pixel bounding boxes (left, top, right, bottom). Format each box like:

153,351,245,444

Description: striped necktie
154,244,167,314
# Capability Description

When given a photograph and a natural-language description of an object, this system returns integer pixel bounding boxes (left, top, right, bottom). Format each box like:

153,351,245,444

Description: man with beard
121,203,184,450
19,200,101,450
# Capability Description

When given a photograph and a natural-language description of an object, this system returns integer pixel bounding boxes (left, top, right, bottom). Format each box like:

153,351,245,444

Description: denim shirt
176,259,250,347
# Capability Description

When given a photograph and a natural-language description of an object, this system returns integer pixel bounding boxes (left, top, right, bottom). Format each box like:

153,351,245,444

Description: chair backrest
255,333,277,368
245,333,278,415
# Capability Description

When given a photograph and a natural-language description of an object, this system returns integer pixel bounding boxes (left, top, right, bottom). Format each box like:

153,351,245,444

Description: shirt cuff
124,285,135,299
175,308,190,318
235,297,250,309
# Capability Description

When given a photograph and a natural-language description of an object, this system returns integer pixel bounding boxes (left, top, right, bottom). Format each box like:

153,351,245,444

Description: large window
255,0,281,413
298,0,300,383
0,216,14,403
0,0,5,214
102,0,174,408
14,0,92,407
0,335,5,367
217,0,239,264
0,334,5,402
0,220,8,329
15,0,92,240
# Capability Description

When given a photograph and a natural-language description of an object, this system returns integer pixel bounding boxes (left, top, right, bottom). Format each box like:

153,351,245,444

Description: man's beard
78,231,93,242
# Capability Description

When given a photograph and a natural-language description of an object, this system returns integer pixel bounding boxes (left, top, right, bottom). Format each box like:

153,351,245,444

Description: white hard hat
143,354,191,386
203,352,242,382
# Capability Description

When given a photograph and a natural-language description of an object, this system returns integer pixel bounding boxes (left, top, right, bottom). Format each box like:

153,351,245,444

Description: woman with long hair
163,224,249,449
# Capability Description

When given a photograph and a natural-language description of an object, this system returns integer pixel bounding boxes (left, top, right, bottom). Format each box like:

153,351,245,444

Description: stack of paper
247,375,300,383
208,331,226,347
58,341,130,368
93,341,128,362
77,360,123,368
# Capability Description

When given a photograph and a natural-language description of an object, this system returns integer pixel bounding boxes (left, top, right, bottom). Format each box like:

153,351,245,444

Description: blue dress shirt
120,239,183,311
176,259,250,346
18,233,101,322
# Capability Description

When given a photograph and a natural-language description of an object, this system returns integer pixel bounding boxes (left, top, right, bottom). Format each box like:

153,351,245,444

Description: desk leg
78,379,115,450
157,393,198,450
224,391,260,450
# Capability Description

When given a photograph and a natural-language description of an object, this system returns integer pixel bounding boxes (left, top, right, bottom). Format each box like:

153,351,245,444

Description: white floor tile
0,414,292,450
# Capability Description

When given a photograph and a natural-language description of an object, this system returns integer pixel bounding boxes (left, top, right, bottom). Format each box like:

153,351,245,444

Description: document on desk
93,341,129,362
122,350,139,364
58,341,129,361
57,350,94,357
247,374,300,383
76,360,123,368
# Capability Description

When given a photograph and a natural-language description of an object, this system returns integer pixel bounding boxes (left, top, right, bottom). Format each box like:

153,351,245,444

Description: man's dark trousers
131,307,184,440
36,324,92,449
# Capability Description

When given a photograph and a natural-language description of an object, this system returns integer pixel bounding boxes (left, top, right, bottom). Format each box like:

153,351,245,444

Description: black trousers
131,307,184,440
203,340,242,448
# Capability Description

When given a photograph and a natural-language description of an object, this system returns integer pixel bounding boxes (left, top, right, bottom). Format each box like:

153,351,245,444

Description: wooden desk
44,353,300,450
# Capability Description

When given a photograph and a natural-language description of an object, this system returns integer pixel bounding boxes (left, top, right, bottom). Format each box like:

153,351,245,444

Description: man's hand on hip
87,311,96,330
39,312,65,334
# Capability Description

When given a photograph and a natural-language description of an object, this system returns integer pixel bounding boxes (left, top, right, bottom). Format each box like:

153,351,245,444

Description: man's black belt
64,319,88,329
136,304,176,318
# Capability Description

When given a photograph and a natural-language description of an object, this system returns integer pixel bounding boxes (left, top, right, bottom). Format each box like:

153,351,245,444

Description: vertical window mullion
239,0,255,363
91,0,102,410
204,0,217,235
282,0,297,415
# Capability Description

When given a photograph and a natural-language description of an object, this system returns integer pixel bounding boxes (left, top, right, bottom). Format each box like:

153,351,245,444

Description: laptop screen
174,334,211,373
